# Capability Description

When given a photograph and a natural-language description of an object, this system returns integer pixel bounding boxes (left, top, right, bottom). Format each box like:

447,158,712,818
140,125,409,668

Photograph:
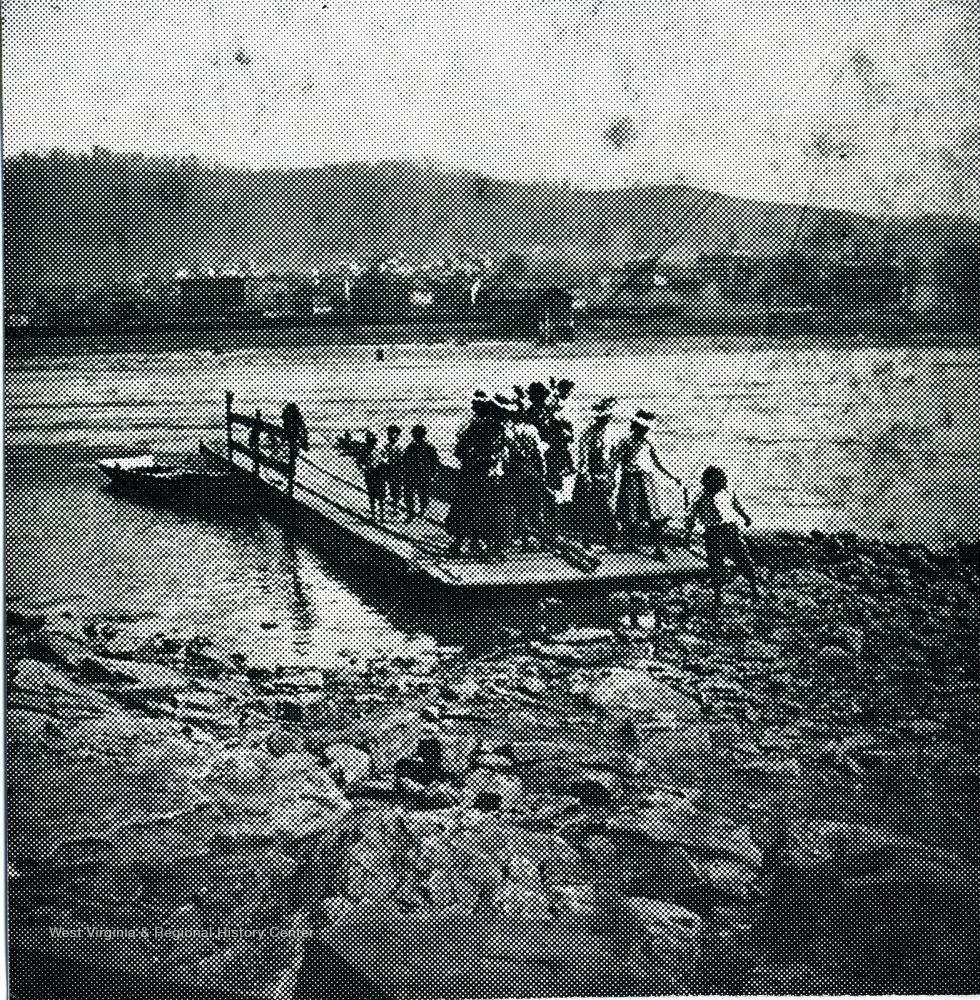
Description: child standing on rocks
684,466,761,610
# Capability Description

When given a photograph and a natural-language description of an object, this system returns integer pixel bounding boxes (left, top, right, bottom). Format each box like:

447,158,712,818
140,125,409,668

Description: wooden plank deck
201,441,708,591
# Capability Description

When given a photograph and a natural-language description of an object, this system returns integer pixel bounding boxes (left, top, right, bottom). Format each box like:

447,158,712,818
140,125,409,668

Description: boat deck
202,441,708,591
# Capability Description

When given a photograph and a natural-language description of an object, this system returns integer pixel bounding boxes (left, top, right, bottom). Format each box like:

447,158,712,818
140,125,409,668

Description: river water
6,331,980,662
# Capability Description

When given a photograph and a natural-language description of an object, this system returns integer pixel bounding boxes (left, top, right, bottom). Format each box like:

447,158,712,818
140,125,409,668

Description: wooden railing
224,391,299,496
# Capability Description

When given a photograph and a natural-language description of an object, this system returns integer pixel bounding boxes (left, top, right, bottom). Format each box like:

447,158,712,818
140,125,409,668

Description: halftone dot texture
5,1,980,998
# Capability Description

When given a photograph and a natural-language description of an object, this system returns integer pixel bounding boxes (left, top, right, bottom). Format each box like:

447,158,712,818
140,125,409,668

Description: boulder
447,678,481,701
470,753,514,772
566,770,618,808
587,669,700,722
422,782,461,809
464,770,523,812
758,821,980,994
6,716,214,863
393,756,439,785
202,747,348,842
185,646,236,679
266,726,305,757
549,627,615,645
698,857,759,903
6,607,47,632
320,744,372,789
22,631,87,670
83,656,186,690
528,642,587,665
518,676,547,697
676,634,710,654
271,670,324,692
7,659,117,718
276,691,324,724
617,897,703,990
599,806,763,869
318,908,656,998
171,691,232,715
4,709,65,755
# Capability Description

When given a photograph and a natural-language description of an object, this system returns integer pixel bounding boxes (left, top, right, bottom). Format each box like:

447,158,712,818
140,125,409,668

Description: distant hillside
3,149,978,301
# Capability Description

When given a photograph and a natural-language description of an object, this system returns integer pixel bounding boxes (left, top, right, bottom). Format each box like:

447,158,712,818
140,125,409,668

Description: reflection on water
6,334,980,652
4,463,418,661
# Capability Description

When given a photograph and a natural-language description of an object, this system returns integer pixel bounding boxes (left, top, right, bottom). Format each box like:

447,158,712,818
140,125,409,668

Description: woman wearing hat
445,392,493,556
445,393,511,561
524,381,575,497
572,397,619,548
609,410,682,557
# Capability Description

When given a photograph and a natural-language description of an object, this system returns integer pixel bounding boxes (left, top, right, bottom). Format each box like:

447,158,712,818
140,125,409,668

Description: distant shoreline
6,304,980,358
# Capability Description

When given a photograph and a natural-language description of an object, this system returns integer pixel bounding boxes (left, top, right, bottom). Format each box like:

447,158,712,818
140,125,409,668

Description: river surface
6,331,980,661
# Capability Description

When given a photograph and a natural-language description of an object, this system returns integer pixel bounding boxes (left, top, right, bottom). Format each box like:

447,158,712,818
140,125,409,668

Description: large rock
201,746,348,843
568,805,762,873
16,631,88,670
587,669,700,722
5,709,65,756
549,627,615,645
6,716,213,863
80,655,186,690
316,904,704,998
275,691,324,724
615,897,704,992
7,659,117,718
756,821,980,994
528,642,588,666
6,607,48,632
320,743,372,789
10,849,308,999
464,770,523,812
566,770,619,808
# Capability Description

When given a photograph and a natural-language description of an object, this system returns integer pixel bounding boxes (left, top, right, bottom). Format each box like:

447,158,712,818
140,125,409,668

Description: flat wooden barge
202,394,708,592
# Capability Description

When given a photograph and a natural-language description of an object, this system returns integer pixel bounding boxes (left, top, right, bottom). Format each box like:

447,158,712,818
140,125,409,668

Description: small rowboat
97,455,236,505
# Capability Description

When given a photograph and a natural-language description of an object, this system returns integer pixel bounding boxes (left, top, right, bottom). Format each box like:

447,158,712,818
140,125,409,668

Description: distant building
937,242,980,310
174,276,246,318
473,249,604,333
348,265,413,320
602,258,679,316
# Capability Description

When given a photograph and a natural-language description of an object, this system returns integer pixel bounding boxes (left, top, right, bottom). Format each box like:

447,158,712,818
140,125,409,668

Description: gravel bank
7,530,980,997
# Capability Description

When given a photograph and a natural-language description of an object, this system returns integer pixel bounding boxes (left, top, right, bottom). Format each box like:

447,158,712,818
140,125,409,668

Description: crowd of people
353,379,760,606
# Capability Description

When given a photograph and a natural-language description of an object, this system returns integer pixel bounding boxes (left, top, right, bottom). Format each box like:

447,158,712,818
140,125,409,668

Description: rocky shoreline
6,528,980,997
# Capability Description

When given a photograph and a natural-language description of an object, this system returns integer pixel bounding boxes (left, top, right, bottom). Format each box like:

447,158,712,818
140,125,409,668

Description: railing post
250,409,262,477
225,391,234,460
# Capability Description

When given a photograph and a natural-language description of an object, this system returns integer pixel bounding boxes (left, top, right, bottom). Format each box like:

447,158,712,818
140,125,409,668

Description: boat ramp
201,393,708,593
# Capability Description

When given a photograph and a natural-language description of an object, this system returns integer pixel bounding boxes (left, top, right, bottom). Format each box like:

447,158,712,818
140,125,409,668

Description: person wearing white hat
572,397,619,548
609,409,682,557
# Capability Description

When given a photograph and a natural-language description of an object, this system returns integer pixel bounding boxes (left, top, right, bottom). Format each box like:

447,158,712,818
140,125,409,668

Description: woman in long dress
501,397,550,551
572,397,618,548
445,394,491,556
445,394,511,560
610,409,682,558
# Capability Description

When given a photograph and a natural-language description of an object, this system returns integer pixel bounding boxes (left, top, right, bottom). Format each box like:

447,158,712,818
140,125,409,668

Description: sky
2,0,979,213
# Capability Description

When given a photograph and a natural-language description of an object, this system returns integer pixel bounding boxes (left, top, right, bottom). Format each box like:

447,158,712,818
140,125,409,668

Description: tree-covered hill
3,148,978,303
